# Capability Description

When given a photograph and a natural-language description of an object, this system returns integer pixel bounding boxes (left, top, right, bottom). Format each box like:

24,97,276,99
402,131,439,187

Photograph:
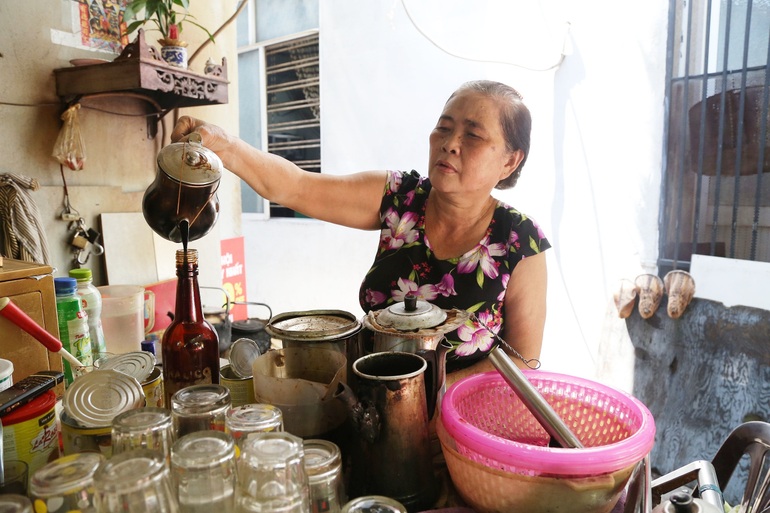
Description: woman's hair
449,80,532,189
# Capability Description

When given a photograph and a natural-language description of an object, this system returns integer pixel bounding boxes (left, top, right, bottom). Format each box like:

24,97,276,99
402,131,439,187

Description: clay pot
664,270,696,319
634,274,664,319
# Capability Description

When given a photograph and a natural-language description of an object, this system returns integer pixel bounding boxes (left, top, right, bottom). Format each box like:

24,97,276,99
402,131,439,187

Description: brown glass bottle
162,248,220,406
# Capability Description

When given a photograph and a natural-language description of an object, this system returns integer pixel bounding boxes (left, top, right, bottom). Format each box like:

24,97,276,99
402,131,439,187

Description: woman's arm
445,251,547,387
501,251,547,366
171,116,387,230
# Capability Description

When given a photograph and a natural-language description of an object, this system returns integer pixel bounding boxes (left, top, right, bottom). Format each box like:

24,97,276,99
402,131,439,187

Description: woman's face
428,90,521,196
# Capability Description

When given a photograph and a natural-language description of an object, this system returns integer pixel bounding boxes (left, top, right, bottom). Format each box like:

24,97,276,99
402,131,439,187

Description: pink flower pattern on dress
381,209,419,251
456,310,498,355
359,170,551,371
457,234,506,280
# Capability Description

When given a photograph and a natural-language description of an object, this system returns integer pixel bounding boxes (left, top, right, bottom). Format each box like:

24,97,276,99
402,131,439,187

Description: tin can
59,410,113,457
220,364,255,407
62,369,145,428
142,366,164,408
1,390,59,488
96,351,156,383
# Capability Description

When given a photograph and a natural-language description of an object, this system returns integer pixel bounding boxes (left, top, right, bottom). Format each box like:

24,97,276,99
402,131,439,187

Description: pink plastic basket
440,370,656,477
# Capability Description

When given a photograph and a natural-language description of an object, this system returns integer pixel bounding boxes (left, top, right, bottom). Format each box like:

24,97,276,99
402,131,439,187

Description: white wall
242,0,670,391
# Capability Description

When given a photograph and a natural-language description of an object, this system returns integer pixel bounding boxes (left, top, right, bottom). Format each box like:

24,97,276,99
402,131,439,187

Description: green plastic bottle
69,268,107,357
55,277,93,385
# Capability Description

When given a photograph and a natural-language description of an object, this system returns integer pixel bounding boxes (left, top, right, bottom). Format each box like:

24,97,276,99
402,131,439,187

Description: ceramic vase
160,45,187,68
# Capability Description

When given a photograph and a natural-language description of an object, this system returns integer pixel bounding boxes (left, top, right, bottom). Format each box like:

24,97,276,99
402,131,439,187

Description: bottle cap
54,277,78,295
68,268,93,282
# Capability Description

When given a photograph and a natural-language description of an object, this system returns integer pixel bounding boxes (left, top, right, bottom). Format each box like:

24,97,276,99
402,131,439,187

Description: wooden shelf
54,29,228,110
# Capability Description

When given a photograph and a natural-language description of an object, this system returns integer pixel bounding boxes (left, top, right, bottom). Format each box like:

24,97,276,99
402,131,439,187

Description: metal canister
266,310,362,377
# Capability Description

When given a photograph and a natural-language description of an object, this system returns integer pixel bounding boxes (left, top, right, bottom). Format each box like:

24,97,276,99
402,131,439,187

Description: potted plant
123,0,214,68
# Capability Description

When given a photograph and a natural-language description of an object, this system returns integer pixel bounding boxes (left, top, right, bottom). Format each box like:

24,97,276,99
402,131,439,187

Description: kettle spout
334,382,381,443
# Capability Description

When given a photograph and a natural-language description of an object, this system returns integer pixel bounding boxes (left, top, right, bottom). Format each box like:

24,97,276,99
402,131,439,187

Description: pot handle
416,338,451,420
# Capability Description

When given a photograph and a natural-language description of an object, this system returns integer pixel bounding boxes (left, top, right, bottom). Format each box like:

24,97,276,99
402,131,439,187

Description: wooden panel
0,259,64,386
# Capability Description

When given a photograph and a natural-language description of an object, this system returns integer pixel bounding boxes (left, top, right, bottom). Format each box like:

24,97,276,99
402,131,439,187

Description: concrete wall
241,0,670,389
0,0,240,289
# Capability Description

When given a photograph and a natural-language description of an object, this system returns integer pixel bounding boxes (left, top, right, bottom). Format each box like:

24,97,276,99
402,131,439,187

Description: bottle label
164,367,214,400
63,315,93,385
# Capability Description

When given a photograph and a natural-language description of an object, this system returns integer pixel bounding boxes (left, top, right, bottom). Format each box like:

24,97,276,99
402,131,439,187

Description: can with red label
1,390,59,488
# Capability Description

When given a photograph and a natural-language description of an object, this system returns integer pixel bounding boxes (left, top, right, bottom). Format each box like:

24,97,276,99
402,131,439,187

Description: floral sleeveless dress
359,170,551,372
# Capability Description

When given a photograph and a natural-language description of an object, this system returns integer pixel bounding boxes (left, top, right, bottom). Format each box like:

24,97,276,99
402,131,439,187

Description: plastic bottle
69,268,107,357
162,249,220,406
54,277,93,386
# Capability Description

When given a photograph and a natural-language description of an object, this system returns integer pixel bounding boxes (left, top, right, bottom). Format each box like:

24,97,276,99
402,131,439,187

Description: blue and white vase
160,45,188,68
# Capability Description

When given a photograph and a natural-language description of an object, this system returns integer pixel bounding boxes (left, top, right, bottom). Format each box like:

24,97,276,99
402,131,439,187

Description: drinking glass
0,494,32,513
0,461,28,496
111,406,175,459
304,439,345,513
225,403,283,453
93,448,179,513
235,432,309,513
29,453,105,513
171,430,236,513
171,384,231,438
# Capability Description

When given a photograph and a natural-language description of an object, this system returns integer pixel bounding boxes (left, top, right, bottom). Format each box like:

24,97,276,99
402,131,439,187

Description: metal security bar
264,33,320,217
660,0,770,273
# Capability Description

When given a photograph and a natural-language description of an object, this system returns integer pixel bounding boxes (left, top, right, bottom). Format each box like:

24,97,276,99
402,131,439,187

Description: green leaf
467,302,485,313
529,236,540,253
476,266,484,288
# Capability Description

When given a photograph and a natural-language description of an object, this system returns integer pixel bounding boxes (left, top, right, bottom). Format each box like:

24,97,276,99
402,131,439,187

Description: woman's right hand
170,116,239,166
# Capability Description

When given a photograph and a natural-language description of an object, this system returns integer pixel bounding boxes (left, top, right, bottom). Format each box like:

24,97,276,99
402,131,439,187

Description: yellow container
221,364,255,407
1,390,59,488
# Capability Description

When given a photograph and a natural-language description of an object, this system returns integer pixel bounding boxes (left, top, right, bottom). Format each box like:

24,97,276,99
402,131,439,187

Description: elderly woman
171,80,550,384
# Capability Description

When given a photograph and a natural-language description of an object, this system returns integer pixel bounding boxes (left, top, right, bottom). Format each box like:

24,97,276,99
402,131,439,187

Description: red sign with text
221,237,248,321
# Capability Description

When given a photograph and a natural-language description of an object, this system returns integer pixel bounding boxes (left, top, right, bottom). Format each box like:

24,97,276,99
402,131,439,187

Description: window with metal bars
265,33,320,217
660,0,770,274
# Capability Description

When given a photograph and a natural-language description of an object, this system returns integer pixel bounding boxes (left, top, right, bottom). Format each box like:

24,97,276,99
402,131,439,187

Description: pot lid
265,310,361,341
375,295,447,331
157,132,223,185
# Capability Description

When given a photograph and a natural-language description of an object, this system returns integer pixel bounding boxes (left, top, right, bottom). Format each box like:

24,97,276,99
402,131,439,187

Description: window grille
264,33,320,217
660,0,770,273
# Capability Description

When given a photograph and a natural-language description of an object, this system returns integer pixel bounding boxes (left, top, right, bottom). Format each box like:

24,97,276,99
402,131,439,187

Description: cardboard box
0,259,63,384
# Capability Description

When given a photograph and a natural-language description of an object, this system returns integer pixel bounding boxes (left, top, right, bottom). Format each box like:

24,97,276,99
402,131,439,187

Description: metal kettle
362,294,469,418
142,133,223,243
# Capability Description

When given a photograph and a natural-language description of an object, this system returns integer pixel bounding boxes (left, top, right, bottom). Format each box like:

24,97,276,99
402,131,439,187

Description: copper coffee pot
142,133,223,243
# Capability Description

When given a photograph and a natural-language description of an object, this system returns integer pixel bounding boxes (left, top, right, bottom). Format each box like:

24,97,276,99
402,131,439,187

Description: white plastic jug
98,285,155,354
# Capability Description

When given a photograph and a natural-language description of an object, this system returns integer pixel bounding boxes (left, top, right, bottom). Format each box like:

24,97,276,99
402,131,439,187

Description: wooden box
0,259,63,384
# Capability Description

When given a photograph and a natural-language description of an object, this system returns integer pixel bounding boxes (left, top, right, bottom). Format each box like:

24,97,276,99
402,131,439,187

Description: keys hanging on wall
69,218,104,266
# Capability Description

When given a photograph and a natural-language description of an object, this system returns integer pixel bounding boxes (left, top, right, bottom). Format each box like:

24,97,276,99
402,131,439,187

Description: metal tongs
488,347,584,448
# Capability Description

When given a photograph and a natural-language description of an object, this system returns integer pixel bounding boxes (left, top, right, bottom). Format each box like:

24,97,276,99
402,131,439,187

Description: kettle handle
416,338,452,420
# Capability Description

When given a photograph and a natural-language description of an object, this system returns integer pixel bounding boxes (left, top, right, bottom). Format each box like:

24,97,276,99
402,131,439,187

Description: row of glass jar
8,404,343,513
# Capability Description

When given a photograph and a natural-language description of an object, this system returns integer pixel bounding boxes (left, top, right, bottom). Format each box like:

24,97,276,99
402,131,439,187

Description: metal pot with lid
363,294,469,354
142,133,223,243
265,309,363,377
362,294,470,419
